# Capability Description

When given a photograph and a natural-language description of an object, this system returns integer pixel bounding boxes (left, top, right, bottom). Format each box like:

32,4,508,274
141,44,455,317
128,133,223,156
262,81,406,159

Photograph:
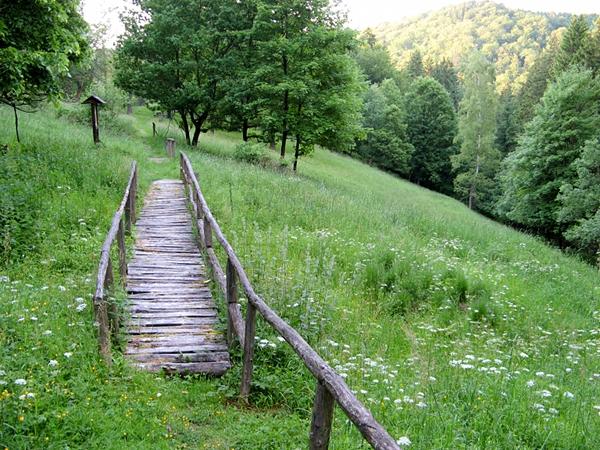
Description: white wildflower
48,360,58,367
563,391,575,399
14,378,27,386
526,380,535,388
540,390,552,398
76,303,86,312
63,352,72,358
397,436,411,447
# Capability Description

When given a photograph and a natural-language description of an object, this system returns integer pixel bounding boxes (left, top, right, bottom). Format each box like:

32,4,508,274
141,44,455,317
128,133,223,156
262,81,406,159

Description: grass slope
0,106,598,449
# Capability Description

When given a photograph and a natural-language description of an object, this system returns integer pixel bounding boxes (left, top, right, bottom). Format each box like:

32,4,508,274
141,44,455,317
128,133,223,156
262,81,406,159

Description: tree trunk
75,81,84,101
280,89,289,158
280,53,289,159
179,110,191,146
191,111,209,147
13,104,20,143
469,153,481,210
293,135,301,171
242,119,249,142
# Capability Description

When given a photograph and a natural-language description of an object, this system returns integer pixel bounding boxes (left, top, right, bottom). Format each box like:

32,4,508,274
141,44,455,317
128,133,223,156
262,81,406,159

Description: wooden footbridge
92,153,400,449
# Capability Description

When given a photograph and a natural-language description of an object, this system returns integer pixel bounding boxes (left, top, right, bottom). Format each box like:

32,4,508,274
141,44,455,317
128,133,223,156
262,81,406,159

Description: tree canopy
0,0,89,140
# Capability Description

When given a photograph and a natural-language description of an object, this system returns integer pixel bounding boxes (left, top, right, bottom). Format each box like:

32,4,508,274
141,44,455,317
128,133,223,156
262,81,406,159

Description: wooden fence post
203,218,213,248
309,381,335,450
131,168,137,225
240,301,256,401
226,258,238,346
166,138,176,158
105,256,120,345
96,253,113,364
117,219,127,285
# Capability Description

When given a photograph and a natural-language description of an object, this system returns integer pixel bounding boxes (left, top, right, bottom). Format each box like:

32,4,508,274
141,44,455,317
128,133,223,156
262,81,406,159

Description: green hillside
370,0,597,92
1,106,599,448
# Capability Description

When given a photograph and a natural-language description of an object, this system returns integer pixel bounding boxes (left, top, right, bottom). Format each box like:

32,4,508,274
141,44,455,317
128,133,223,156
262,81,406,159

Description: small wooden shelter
82,95,106,144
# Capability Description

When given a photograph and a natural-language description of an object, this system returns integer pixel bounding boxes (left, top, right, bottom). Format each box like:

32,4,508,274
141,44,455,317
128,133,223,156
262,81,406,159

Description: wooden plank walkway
124,179,230,375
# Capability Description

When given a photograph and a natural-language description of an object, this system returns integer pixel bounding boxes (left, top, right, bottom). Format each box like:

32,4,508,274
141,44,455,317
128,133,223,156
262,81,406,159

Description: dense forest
370,0,597,93
353,4,600,263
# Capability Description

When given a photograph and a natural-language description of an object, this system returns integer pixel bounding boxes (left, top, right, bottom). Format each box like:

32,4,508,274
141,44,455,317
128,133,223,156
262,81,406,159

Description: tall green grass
1,105,598,449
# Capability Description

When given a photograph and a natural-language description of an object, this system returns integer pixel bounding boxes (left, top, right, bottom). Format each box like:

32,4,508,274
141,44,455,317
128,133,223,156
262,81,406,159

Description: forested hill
370,0,597,92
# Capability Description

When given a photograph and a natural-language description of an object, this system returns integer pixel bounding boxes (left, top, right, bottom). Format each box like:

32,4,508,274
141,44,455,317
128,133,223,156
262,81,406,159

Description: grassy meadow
0,105,598,449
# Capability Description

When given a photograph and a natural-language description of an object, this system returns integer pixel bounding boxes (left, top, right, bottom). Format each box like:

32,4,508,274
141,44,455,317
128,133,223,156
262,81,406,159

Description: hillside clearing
0,106,598,449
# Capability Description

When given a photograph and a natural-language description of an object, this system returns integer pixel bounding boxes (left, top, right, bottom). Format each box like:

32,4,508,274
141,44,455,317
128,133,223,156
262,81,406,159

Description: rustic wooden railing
93,161,138,364
179,152,399,450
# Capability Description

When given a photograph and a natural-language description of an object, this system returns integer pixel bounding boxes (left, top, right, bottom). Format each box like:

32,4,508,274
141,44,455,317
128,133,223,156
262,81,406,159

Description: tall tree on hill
558,137,600,262
210,0,259,141
495,92,519,155
497,68,600,236
406,50,425,78
353,36,397,85
288,28,365,171
0,0,89,142
253,0,361,161
115,0,250,146
516,33,561,126
356,80,414,176
452,52,501,214
554,16,590,75
429,58,462,109
405,77,457,194
585,18,600,75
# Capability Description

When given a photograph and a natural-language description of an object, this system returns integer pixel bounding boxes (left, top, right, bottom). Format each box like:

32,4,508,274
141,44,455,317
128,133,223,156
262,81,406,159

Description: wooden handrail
179,152,399,450
93,161,138,363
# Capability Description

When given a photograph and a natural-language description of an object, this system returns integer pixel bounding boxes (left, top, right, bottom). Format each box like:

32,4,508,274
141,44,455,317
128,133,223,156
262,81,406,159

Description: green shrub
233,141,268,165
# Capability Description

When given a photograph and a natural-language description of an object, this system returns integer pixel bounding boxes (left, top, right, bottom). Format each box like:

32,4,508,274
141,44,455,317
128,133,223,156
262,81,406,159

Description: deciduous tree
452,52,500,214
0,0,89,142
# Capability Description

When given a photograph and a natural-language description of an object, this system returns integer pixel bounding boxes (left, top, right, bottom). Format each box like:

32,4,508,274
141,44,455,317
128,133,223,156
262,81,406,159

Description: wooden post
117,219,127,285
203,218,212,248
105,256,120,345
309,381,335,450
126,169,137,232
240,302,256,401
193,190,203,219
226,258,238,346
153,122,157,136
94,296,111,364
91,104,100,144
96,253,114,364
166,138,176,158
82,95,106,145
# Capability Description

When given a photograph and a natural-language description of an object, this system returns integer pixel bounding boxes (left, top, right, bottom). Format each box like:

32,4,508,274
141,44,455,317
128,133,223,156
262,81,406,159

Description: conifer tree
429,58,462,109
554,16,590,75
406,50,425,78
405,77,457,194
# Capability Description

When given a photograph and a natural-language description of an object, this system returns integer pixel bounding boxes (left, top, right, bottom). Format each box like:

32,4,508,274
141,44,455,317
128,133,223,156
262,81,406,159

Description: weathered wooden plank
132,361,230,375
125,344,227,354
127,352,229,363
